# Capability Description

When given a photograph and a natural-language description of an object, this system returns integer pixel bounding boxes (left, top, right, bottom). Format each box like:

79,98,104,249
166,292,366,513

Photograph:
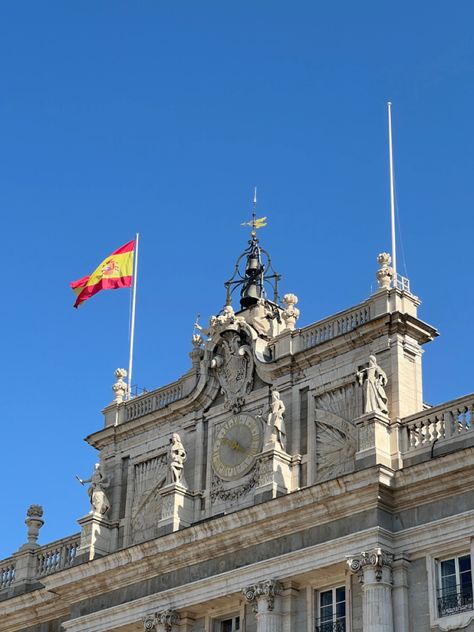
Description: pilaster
347,548,394,632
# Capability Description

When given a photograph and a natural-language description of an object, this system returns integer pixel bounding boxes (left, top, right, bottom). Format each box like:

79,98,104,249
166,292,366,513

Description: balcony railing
36,533,80,577
300,304,371,351
315,617,346,632
0,560,16,589
402,393,474,453
437,586,473,617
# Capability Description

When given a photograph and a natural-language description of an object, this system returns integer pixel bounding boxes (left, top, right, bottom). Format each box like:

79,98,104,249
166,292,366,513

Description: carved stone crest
211,330,254,412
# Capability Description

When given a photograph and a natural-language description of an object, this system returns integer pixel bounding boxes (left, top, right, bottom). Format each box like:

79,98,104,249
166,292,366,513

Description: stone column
347,548,394,632
243,579,283,632
143,609,179,631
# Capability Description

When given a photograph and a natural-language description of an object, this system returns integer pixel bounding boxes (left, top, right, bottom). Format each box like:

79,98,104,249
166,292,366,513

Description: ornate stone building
1,220,474,632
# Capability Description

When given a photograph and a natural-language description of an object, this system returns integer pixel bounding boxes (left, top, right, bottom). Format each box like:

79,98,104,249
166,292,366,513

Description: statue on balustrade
356,354,389,415
267,389,287,451
77,462,111,516
168,433,187,486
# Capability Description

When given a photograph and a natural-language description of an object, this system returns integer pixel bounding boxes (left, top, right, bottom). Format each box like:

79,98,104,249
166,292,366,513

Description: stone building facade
1,234,474,632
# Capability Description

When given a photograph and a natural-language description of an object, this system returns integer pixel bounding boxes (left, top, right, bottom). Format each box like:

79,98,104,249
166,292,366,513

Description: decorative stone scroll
243,579,283,613
348,548,394,584
143,609,180,632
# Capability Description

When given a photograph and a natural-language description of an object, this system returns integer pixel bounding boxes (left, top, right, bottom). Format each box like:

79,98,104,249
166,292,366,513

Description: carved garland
210,463,260,503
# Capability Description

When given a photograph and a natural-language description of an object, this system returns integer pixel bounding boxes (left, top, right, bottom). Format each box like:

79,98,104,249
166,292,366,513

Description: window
315,586,346,632
438,554,473,617
218,616,240,632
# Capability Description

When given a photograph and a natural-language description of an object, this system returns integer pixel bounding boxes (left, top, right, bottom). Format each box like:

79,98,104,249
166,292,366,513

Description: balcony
438,586,474,617
315,617,346,632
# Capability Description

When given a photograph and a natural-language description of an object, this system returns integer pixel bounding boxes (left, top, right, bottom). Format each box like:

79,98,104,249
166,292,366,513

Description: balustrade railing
125,382,184,422
301,305,371,350
403,394,474,453
36,534,80,578
0,560,16,589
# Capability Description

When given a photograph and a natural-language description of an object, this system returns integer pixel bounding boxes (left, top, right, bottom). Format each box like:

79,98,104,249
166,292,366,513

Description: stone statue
267,390,286,450
282,293,300,330
376,253,394,290
168,433,187,485
112,368,128,403
77,463,111,516
357,355,389,415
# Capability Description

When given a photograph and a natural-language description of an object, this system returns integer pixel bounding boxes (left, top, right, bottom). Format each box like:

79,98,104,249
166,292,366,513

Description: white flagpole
127,233,139,399
387,102,397,287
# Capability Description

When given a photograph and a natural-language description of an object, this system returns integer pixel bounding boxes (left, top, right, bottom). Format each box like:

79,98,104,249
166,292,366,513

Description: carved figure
77,463,110,516
267,390,286,450
168,433,187,485
357,355,389,415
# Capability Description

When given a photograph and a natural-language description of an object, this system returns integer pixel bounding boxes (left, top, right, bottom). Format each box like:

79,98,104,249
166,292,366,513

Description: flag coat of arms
70,240,135,308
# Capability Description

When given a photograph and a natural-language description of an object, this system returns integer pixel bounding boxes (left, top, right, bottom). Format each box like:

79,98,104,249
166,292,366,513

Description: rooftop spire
225,189,280,309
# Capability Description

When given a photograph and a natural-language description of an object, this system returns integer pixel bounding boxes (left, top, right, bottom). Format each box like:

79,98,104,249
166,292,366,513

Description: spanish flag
71,240,135,308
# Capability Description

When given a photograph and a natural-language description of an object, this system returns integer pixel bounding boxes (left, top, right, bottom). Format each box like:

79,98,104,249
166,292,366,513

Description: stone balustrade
0,559,16,589
125,382,184,422
36,533,80,577
299,304,371,351
402,393,474,452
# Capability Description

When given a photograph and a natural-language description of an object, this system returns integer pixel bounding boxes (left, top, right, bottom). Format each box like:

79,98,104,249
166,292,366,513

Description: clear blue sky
1,1,473,557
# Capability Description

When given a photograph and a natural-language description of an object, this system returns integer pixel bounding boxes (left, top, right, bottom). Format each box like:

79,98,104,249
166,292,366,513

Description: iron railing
315,617,346,632
437,586,473,617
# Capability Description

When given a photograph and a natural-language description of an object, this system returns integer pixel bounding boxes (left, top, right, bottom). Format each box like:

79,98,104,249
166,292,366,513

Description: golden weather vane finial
241,187,268,237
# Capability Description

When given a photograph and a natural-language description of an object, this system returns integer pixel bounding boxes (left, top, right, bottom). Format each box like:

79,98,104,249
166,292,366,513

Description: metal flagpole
387,102,397,287
127,233,139,399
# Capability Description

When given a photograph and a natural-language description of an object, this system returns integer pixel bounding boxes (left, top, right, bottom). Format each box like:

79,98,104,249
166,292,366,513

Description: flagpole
387,102,397,287
127,233,139,399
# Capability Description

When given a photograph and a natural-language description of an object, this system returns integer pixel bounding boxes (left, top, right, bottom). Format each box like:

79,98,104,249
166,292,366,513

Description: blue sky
1,1,473,557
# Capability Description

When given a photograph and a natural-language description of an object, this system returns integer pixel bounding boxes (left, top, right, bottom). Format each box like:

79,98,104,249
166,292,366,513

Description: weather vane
241,187,267,238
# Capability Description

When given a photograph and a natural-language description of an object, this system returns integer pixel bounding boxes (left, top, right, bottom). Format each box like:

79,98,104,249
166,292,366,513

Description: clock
212,414,262,481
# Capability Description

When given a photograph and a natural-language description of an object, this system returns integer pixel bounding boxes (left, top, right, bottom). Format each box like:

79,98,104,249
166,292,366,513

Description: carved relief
210,464,259,504
130,454,167,544
211,330,254,412
314,385,359,481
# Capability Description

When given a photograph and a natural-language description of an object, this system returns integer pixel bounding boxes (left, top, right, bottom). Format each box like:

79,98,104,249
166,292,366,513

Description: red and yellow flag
71,240,135,308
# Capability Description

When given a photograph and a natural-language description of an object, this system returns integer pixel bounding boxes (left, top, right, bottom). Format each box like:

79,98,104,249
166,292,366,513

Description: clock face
212,414,262,481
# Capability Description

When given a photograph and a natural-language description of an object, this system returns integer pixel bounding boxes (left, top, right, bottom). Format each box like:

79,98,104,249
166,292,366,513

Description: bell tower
224,191,281,311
